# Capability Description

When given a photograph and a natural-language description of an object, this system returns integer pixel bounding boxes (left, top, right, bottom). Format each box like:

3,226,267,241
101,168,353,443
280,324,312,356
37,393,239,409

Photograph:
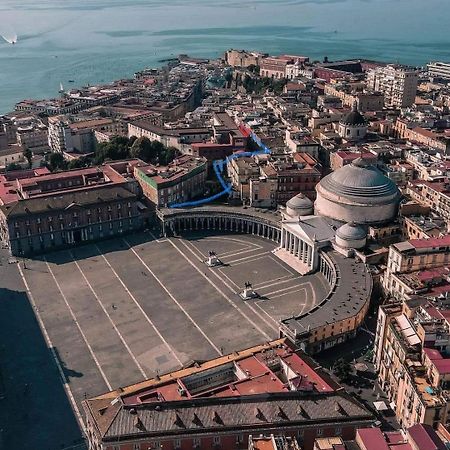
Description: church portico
274,216,335,275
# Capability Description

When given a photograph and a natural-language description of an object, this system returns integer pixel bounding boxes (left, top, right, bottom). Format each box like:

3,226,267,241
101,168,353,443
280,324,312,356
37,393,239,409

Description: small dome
286,193,313,217
340,102,366,126
336,222,366,241
287,193,313,210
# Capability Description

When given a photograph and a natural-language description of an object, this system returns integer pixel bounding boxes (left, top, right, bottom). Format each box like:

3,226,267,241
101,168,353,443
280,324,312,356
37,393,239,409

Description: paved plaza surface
0,230,328,450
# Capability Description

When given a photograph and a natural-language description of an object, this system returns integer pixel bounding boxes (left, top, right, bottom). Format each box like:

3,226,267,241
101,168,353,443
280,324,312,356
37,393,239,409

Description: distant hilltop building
259,55,309,80
367,64,420,108
224,49,266,68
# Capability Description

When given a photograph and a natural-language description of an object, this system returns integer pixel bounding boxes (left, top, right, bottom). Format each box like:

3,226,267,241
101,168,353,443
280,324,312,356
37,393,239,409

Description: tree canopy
6,162,22,172
47,152,68,172
95,135,178,165
23,148,33,169
94,136,131,164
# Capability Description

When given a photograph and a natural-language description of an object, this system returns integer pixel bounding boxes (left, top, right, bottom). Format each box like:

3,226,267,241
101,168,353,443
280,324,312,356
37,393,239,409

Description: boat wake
1,33,18,45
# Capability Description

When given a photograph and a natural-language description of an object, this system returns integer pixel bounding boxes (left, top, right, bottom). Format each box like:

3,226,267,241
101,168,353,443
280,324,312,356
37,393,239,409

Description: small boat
59,82,65,93
1,34,17,45
68,80,75,83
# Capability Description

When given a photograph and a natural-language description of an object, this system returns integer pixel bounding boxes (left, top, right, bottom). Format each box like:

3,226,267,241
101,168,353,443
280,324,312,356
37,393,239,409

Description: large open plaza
0,230,328,450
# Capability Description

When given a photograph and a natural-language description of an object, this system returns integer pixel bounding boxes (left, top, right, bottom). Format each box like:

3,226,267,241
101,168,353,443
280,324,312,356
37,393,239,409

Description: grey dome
336,222,366,241
340,102,366,126
315,157,401,224
286,193,313,210
317,158,399,204
341,110,366,126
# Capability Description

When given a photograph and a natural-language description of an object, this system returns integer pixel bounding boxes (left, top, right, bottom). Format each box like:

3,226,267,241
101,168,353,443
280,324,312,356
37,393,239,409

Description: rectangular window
134,444,140,450
193,438,201,448
317,429,323,436
213,436,220,445
174,439,181,449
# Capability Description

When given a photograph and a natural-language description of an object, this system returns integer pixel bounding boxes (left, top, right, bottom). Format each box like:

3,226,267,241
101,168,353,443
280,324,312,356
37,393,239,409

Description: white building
428,61,450,80
315,157,401,225
367,65,419,108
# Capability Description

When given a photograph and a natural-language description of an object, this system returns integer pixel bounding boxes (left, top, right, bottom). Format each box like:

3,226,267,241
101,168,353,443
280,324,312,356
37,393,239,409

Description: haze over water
0,0,449,113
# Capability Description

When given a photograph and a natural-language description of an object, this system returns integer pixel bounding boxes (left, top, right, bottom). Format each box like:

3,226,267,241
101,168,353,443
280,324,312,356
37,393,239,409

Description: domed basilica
278,157,401,271
315,157,401,225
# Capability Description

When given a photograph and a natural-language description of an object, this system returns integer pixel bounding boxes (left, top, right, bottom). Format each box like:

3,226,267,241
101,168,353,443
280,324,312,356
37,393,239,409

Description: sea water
0,0,449,113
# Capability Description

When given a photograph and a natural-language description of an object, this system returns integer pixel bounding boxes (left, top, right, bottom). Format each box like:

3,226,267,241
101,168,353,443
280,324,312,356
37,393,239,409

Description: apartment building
330,151,377,171
324,83,384,112
386,235,450,274
382,233,450,301
313,425,447,450
374,301,450,429
402,214,448,240
407,179,450,222
428,62,450,80
134,155,207,207
249,435,301,450
48,116,126,153
367,65,419,108
227,153,321,207
394,120,450,153
128,120,211,153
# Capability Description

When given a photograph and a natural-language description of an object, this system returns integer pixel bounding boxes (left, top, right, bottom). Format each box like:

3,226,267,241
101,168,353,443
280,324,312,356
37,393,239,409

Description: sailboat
59,82,65,94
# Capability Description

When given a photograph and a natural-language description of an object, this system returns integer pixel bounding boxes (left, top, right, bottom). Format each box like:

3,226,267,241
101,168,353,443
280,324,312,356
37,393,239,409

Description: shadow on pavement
0,287,84,450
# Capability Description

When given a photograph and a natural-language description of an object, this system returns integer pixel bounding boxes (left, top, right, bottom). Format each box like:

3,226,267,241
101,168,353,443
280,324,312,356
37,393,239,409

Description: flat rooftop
281,250,372,335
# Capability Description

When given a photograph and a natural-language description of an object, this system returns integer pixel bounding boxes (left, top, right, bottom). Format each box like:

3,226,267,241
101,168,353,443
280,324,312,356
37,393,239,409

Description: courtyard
0,230,328,449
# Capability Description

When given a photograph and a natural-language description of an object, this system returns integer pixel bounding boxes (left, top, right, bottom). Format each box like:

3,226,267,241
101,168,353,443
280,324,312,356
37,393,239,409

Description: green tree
130,137,157,163
94,136,131,164
47,152,68,171
158,146,177,166
247,64,260,75
333,358,352,382
6,162,22,171
23,148,33,169
67,156,90,170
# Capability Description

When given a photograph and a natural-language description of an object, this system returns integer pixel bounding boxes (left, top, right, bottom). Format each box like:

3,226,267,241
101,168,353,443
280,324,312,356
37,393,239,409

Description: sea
0,0,450,114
